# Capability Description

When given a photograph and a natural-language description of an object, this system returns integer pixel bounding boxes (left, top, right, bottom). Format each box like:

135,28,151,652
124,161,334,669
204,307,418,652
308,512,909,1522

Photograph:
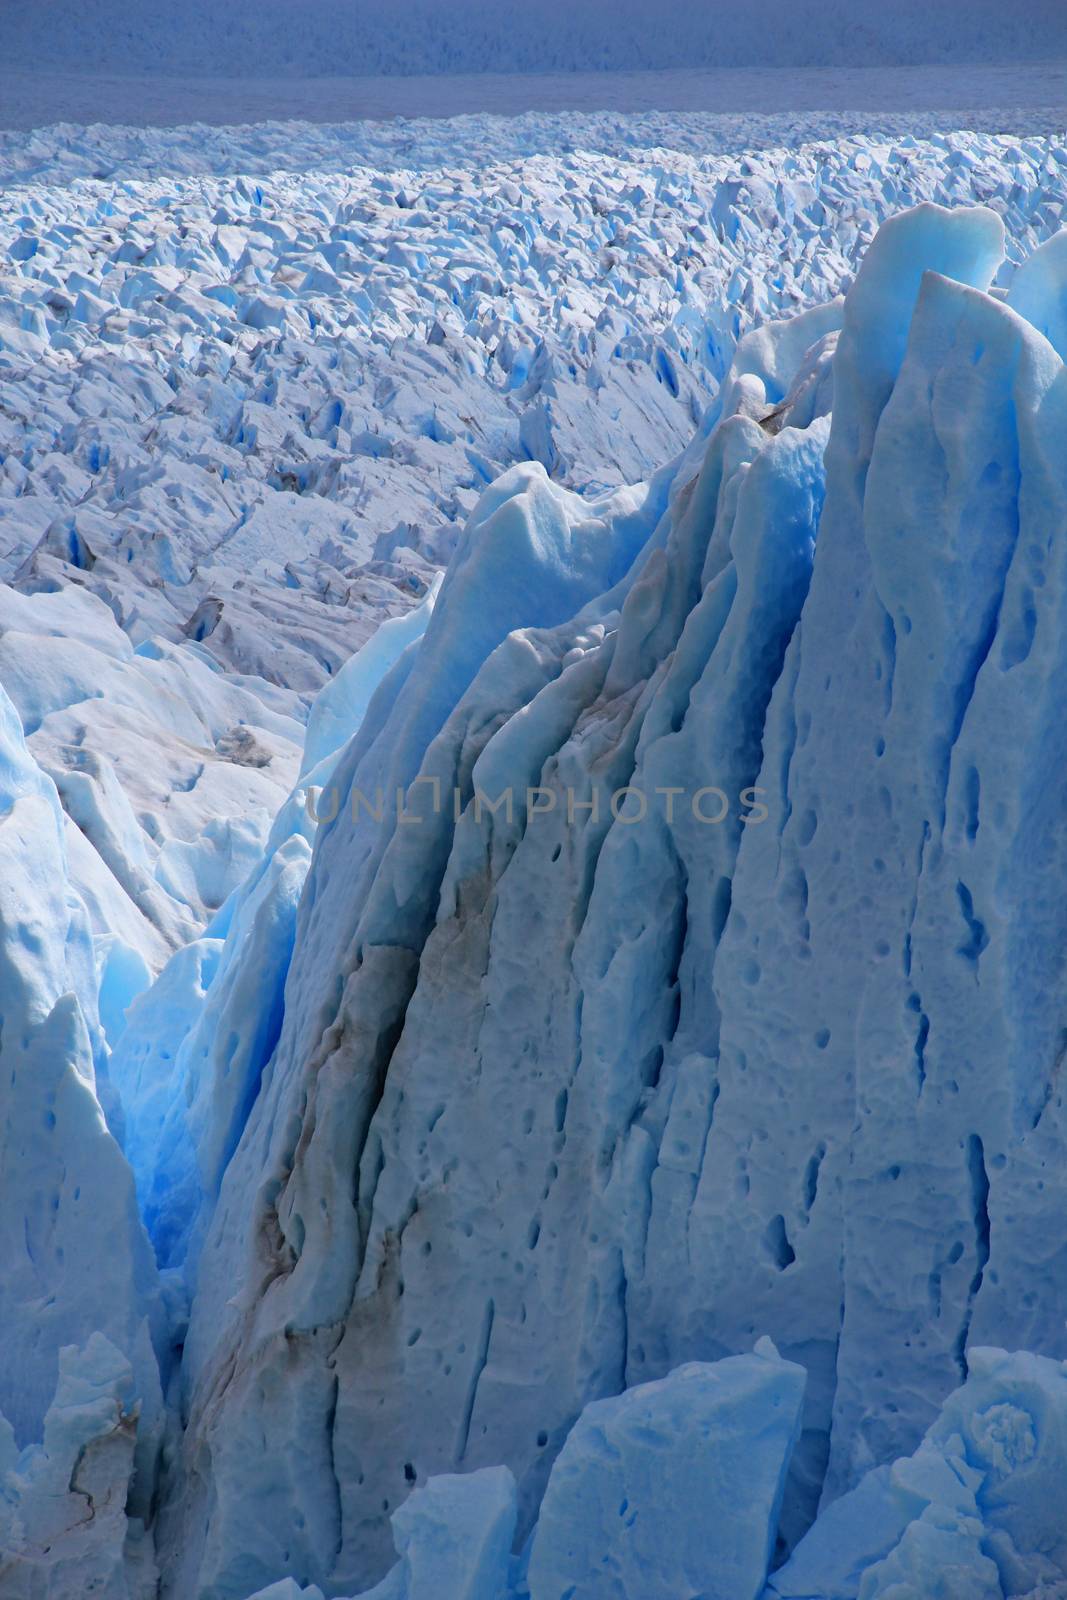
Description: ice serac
0,685,164,1589
767,1346,1067,1599
157,201,1067,1598
1008,229,1067,364
109,578,443,1280
386,1467,516,1600
696,200,1067,1518
164,268,828,1596
160,460,665,1599
300,576,442,784
241,1469,515,1600
527,1346,805,1600
0,1335,155,1600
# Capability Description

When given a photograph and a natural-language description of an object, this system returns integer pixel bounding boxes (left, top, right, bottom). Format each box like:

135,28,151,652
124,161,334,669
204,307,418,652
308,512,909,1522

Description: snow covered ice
4,61,1067,1600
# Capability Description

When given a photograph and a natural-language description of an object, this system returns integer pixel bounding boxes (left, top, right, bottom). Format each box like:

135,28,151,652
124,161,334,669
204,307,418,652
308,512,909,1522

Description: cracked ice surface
3,119,1067,985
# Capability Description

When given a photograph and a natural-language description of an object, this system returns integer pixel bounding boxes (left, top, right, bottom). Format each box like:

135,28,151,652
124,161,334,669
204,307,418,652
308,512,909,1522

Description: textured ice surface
385,1467,517,1600
0,581,303,974
151,197,1067,1599
5,100,1067,1600
6,108,1067,186
237,1349,800,1600
3,69,1067,143
527,1346,805,1600
235,1344,1067,1600
768,1347,1067,1600
0,684,164,1591
0,1334,156,1599
4,118,1067,1005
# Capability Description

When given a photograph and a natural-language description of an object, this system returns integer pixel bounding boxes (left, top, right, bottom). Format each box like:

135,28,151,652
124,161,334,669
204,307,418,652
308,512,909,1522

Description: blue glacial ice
768,1345,1067,1600
238,1344,803,1600
0,683,165,1590
525,1343,805,1600
5,130,1067,1600
237,1342,1067,1600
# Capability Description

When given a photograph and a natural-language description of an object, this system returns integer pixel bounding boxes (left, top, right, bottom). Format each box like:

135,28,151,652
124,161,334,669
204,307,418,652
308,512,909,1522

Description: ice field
3,87,1067,1600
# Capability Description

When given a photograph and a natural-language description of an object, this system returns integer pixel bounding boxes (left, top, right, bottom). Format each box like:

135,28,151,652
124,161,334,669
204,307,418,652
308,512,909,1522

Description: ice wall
10,195,1067,1597
147,201,1067,1598
0,688,165,1592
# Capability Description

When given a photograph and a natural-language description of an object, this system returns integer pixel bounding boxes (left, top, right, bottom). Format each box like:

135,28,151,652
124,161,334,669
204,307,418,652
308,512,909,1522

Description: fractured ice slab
0,1334,156,1600
527,1345,805,1600
388,1468,517,1600
767,1347,1067,1599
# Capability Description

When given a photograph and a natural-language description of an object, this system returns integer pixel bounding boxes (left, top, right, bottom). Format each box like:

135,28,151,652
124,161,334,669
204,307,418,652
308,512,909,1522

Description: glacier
5,114,1067,1026
4,98,1067,1600
133,201,1067,1594
236,1341,1067,1600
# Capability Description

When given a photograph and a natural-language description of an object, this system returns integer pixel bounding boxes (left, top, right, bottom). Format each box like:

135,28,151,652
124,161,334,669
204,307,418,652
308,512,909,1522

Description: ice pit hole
655,349,679,397
404,1463,416,1484
795,809,817,847
407,1328,421,1348
763,1214,796,1271
955,881,989,965
964,766,980,842
802,1142,826,1213
537,1430,548,1448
